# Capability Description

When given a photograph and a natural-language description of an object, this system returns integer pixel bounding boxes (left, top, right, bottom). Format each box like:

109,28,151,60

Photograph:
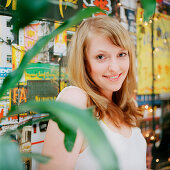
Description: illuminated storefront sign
11,85,27,106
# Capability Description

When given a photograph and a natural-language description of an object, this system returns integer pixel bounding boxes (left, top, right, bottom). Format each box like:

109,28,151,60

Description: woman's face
86,33,130,100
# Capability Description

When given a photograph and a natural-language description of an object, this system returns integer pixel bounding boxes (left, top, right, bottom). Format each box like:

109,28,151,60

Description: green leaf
21,152,50,164
0,7,103,99
141,0,156,22
7,107,77,151
12,0,48,31
54,117,77,152
0,136,24,170
9,101,119,170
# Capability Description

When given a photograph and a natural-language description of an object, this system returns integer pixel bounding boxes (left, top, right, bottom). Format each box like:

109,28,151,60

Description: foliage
0,136,23,170
10,101,119,169
12,0,48,32
141,0,156,22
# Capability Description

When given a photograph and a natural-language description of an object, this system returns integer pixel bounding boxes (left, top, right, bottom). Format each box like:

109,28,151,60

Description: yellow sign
25,72,57,81
5,0,16,10
137,8,170,94
12,45,25,70
35,96,56,101
59,0,78,18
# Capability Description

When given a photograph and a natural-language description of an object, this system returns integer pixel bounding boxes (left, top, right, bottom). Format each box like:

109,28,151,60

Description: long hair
67,16,142,127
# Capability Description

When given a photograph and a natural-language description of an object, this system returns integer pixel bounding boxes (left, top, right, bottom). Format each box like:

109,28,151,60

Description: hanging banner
54,22,67,56
12,44,25,70
24,23,39,63
136,8,170,94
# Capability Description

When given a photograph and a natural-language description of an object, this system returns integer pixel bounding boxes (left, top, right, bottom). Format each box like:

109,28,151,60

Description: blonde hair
67,16,142,127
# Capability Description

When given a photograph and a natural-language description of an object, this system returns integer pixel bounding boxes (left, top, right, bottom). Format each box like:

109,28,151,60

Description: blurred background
0,0,169,169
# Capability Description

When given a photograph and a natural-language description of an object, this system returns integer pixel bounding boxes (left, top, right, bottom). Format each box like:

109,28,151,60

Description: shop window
39,121,48,132
27,131,31,142
6,20,12,27
7,55,12,63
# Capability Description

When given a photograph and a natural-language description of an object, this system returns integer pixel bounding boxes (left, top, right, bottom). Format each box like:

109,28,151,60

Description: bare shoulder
57,86,88,109
40,86,87,169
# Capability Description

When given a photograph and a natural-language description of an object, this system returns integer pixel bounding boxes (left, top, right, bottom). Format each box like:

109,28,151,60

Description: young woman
40,15,146,170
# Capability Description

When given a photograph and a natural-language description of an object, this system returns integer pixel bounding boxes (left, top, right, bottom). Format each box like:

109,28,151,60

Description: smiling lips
103,73,122,81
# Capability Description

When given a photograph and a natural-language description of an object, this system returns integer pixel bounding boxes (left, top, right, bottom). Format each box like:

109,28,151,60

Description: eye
119,52,128,57
97,55,105,60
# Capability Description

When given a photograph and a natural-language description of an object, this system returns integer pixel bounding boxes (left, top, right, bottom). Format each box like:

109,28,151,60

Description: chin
112,86,122,92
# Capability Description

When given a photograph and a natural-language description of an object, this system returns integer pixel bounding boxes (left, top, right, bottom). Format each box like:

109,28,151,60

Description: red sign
83,0,112,16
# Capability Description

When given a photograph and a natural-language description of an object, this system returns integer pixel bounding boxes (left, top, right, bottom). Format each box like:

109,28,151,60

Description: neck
100,90,113,101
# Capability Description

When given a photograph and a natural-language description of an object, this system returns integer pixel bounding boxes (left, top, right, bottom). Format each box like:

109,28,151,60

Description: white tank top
57,86,147,170
75,120,147,170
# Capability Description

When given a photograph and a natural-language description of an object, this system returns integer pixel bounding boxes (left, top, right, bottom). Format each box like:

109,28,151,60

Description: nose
108,58,119,73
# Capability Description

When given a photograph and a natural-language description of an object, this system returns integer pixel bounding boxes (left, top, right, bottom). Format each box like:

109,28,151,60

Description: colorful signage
83,0,112,16
136,8,170,94
0,0,119,21
25,63,68,81
11,85,27,106
12,44,25,70
24,23,39,63
0,67,12,77
54,22,67,56
45,0,118,21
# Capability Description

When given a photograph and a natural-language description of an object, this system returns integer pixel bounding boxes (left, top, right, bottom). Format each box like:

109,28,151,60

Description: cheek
122,58,130,72
90,62,105,75
88,61,98,74
90,66,99,76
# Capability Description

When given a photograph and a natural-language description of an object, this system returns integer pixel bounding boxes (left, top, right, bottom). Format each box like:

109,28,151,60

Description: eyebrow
94,48,128,54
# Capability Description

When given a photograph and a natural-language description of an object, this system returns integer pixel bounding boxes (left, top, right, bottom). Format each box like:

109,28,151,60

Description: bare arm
39,87,88,170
